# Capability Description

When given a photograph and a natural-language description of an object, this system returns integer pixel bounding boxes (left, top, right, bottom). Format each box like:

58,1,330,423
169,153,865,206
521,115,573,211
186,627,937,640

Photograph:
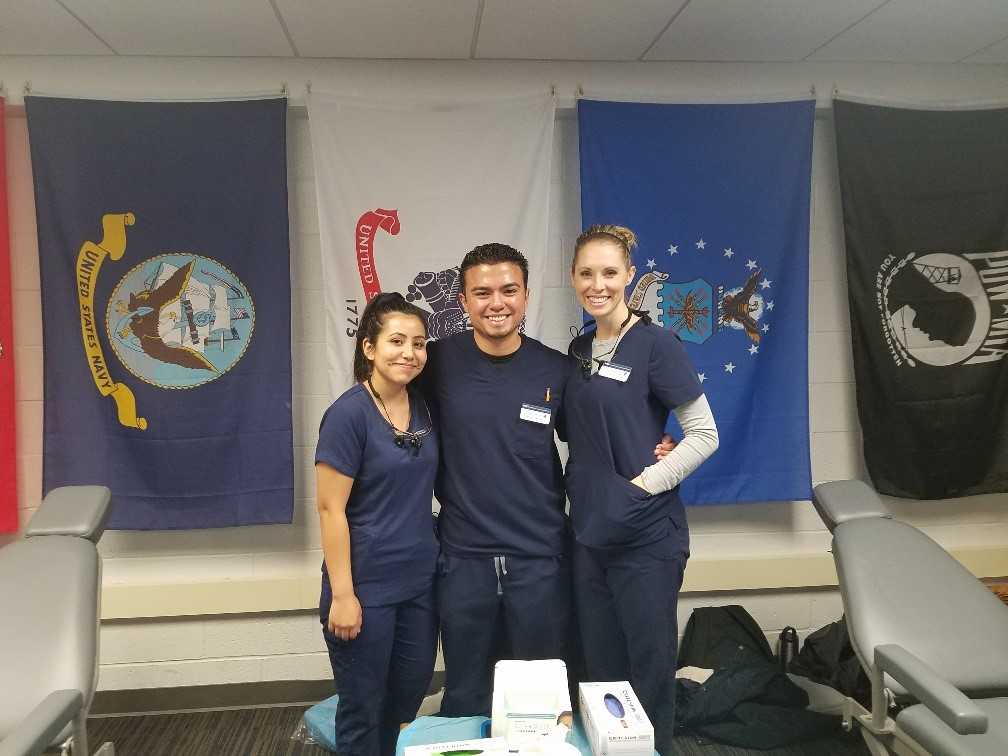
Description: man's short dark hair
459,243,529,290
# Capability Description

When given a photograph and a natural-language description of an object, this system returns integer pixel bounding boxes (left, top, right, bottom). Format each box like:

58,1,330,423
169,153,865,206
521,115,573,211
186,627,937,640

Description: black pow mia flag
834,98,1008,499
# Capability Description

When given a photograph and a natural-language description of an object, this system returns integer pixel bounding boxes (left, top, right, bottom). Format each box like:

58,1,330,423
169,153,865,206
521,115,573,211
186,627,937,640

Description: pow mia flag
834,97,1008,499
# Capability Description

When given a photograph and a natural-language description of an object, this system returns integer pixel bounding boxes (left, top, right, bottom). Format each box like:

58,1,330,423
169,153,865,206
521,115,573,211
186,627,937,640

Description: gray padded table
833,516,1008,697
815,480,1008,756
0,486,110,756
0,536,100,750
898,698,1008,756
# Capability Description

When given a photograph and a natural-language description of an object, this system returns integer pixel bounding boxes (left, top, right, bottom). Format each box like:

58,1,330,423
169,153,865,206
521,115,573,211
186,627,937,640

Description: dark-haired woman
315,292,439,756
563,225,719,755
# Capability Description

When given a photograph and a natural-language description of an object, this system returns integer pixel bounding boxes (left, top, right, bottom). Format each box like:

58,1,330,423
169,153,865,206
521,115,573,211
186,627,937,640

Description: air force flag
578,99,814,504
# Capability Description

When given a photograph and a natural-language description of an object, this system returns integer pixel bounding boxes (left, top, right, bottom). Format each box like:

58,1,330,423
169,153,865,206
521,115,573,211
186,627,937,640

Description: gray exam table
813,480,1008,756
0,487,114,756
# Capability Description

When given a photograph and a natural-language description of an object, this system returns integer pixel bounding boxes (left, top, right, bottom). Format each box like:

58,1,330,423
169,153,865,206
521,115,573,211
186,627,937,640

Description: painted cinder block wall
3,57,1008,690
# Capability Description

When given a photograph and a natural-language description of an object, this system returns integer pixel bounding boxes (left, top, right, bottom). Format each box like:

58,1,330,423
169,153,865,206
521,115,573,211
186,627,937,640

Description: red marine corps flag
307,92,555,393
0,96,16,533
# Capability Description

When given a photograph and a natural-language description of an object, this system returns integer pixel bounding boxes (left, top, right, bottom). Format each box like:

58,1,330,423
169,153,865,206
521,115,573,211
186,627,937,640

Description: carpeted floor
88,706,331,756
88,706,871,756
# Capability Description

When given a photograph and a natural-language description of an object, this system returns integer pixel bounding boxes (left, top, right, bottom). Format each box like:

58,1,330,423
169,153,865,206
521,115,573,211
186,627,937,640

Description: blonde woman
563,225,719,754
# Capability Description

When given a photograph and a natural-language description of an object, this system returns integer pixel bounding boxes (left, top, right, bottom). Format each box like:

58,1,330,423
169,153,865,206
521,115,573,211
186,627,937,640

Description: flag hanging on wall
26,96,293,529
834,97,1008,499
578,98,815,504
308,92,554,392
0,96,16,533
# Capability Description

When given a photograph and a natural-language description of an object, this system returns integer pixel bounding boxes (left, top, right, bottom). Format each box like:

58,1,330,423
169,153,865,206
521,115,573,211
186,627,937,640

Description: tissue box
490,659,572,748
578,682,653,756
403,737,508,756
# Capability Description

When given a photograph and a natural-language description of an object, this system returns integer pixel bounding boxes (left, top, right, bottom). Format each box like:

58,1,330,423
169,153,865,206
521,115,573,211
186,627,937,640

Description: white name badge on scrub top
598,362,632,382
519,403,552,425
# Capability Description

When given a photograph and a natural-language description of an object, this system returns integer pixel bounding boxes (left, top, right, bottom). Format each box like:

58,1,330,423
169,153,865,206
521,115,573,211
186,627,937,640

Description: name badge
520,403,552,425
598,362,632,382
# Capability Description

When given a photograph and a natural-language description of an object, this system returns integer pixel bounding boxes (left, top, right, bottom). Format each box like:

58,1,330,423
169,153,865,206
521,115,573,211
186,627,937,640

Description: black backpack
788,616,870,706
677,605,774,670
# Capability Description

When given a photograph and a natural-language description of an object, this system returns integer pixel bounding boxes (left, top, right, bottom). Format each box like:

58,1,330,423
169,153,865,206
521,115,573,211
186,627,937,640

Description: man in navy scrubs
421,243,571,716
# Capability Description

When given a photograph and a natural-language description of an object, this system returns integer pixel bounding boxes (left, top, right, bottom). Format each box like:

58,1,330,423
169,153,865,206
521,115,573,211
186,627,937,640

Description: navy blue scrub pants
437,552,572,717
321,587,438,756
573,536,687,756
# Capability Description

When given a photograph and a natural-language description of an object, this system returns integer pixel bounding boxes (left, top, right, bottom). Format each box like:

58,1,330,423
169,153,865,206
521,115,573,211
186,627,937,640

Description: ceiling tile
810,0,1008,63
477,0,685,60
61,0,292,56
0,0,110,55
963,35,1008,64
4,0,1007,65
276,0,478,59
646,0,883,62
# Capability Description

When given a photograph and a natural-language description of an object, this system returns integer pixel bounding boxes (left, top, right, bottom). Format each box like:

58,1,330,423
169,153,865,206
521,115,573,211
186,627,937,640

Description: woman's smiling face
363,312,428,387
571,239,636,320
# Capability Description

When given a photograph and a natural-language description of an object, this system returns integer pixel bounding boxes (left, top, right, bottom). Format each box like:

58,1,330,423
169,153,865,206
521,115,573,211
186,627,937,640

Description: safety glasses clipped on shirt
393,425,432,453
391,396,434,455
570,349,600,380
569,309,649,380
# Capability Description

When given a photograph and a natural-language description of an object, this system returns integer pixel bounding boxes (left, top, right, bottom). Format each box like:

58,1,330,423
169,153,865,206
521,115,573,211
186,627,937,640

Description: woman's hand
654,434,677,460
328,593,363,641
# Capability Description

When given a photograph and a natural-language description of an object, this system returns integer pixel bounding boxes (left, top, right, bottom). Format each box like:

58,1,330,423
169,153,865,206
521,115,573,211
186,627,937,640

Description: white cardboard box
490,659,572,749
578,682,654,756
403,737,509,756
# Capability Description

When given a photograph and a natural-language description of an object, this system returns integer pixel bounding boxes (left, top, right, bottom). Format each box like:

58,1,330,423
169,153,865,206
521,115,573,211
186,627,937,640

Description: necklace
366,378,433,452
592,308,635,363
366,377,410,434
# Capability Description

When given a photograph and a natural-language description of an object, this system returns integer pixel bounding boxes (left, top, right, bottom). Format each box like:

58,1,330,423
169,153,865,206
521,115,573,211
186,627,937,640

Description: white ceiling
1,0,1007,64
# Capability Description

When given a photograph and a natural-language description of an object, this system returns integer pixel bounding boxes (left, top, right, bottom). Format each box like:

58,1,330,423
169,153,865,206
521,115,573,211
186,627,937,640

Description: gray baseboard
91,672,446,716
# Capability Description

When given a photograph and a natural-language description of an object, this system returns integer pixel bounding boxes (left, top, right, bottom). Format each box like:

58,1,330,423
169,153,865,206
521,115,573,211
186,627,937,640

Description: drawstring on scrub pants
494,555,508,596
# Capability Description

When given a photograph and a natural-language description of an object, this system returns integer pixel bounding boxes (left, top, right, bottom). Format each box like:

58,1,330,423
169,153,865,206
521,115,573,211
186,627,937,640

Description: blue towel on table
304,697,659,756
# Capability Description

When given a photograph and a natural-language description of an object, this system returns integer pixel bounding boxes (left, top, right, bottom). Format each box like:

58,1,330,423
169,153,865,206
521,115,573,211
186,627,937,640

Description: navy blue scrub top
564,318,702,551
315,383,439,607
421,332,569,558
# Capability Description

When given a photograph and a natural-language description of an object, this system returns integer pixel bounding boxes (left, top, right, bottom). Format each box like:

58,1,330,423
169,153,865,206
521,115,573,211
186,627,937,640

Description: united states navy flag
578,99,814,504
27,96,293,529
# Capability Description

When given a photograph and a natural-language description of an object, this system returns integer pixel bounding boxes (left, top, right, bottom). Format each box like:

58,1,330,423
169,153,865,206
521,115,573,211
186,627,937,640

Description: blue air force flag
578,98,814,504
26,96,293,529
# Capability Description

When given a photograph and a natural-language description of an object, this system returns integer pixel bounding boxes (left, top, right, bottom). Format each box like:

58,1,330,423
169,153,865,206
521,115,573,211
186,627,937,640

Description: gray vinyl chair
0,487,114,756
813,480,1008,756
